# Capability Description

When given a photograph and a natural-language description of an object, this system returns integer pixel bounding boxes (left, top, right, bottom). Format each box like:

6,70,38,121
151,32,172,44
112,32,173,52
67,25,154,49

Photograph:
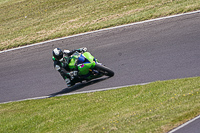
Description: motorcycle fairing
77,52,96,76
77,54,90,64
68,52,100,78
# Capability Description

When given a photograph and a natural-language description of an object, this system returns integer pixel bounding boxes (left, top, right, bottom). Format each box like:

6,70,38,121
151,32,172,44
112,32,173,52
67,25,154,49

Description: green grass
0,0,200,50
0,77,200,132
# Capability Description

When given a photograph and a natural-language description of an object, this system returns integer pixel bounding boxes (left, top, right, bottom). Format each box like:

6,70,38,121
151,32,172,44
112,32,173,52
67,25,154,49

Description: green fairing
83,52,94,63
79,52,96,75
69,52,96,76
68,55,78,70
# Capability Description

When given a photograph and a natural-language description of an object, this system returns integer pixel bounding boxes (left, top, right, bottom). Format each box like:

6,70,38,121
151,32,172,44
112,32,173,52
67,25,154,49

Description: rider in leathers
52,47,87,87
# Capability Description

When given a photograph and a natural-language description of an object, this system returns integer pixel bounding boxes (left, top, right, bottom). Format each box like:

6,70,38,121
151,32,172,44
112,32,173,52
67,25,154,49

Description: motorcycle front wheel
94,64,114,77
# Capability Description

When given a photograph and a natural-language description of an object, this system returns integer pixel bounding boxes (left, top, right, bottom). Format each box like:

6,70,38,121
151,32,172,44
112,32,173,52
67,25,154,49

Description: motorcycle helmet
52,48,63,61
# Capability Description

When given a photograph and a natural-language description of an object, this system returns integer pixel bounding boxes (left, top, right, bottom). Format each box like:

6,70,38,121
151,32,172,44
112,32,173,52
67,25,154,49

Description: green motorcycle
68,51,114,82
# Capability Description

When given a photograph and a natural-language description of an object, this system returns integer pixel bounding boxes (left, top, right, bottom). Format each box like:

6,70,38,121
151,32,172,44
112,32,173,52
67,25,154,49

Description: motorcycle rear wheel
94,64,114,77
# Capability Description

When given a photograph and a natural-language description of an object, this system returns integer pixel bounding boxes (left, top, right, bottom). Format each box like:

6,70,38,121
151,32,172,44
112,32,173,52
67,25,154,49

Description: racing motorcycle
68,51,114,83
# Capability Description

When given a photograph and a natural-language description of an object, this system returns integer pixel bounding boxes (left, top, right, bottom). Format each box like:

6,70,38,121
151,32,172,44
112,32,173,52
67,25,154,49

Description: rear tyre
94,64,114,77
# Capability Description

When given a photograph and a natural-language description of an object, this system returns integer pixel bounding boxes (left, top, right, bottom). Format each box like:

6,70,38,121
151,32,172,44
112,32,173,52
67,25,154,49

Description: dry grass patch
0,0,200,50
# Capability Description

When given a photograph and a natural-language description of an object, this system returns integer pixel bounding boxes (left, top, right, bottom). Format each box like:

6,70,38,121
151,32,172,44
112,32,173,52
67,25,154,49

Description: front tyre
94,64,114,77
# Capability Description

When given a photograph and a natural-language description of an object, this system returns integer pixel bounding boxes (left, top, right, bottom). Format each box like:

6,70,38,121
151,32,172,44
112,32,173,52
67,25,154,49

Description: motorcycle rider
52,47,87,87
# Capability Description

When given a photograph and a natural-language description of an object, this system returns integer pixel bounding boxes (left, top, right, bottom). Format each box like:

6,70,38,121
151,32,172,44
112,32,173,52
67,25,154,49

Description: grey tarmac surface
174,118,200,133
169,115,200,133
0,12,200,104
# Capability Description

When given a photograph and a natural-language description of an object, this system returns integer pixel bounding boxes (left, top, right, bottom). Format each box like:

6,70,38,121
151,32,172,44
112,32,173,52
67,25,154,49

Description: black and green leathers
52,48,87,87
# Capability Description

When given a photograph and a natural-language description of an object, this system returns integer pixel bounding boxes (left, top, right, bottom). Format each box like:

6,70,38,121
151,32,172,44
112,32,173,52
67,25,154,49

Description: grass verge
1,0,200,50
0,77,200,132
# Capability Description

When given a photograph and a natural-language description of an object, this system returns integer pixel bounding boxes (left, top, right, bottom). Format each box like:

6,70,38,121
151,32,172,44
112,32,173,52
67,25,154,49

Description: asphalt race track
1,11,200,133
1,12,200,103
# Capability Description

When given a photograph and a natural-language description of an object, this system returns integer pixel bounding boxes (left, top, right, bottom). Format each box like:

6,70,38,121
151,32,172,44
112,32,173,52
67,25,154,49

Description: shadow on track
49,77,109,98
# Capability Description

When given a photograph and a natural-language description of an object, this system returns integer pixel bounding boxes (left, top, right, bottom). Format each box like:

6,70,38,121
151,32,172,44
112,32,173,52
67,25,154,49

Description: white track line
1,10,200,54
0,82,150,104
168,115,200,133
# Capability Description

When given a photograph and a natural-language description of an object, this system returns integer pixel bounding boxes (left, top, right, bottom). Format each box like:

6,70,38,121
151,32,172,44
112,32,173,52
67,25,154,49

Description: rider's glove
63,50,70,54
80,47,87,52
